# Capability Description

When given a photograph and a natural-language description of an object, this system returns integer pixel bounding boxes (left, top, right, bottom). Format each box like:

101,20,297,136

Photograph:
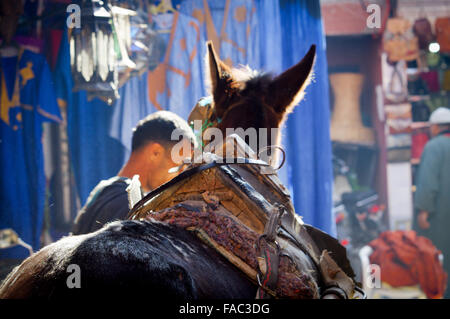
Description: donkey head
189,41,316,162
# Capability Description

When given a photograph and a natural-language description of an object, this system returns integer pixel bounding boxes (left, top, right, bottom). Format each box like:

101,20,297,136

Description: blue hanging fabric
145,10,207,119
278,0,335,236
66,93,126,204
53,30,126,206
178,0,259,69
0,49,61,258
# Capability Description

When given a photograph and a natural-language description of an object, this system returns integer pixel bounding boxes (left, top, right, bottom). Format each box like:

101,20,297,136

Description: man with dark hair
72,111,196,235
414,107,450,298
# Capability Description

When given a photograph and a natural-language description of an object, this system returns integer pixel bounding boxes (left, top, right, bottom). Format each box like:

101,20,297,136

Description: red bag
383,18,419,62
411,131,429,161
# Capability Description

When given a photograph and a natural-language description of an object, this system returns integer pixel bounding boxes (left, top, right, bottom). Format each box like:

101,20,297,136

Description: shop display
383,17,419,62
330,72,375,145
385,103,412,162
382,52,408,103
385,103,412,135
413,18,434,50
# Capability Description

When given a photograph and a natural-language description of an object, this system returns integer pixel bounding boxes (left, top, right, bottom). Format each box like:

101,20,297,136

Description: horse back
0,220,255,299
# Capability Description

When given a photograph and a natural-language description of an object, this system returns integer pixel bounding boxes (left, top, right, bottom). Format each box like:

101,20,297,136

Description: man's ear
145,142,165,166
266,45,316,115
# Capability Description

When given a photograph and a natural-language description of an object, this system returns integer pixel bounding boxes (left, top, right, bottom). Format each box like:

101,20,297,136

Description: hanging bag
413,18,434,50
383,18,419,62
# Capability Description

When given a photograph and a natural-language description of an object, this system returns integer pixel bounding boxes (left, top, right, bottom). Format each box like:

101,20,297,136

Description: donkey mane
241,72,273,93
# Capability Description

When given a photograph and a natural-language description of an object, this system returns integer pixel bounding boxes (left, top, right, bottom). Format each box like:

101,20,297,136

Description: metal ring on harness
257,145,286,171
354,285,367,299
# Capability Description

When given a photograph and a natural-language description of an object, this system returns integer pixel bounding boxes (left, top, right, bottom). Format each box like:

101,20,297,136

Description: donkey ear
207,41,222,94
206,41,234,114
267,45,316,114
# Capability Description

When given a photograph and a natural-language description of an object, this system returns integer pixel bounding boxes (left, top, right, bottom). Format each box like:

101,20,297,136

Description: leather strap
128,159,357,299
256,205,283,299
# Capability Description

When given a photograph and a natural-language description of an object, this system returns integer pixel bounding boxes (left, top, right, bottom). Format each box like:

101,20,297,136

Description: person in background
72,111,196,235
414,107,450,298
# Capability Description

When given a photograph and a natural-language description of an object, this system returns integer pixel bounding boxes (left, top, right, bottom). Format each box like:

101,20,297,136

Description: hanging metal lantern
70,0,119,103
111,4,137,72
129,4,166,75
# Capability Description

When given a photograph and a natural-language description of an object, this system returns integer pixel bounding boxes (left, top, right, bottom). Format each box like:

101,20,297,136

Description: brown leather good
436,17,450,53
383,18,419,62
413,18,434,50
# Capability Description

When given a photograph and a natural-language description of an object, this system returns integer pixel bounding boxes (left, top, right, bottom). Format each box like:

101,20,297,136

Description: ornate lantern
70,0,118,103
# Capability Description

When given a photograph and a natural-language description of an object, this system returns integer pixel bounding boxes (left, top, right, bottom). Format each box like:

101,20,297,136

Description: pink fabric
412,132,429,160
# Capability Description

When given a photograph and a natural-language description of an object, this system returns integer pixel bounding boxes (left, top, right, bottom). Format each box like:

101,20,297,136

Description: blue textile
53,30,126,205
278,0,335,236
67,95,126,204
147,11,207,118
178,0,259,68
0,50,61,258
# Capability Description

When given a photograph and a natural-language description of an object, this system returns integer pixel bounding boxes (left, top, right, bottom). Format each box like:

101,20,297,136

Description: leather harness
128,97,364,298
128,158,363,299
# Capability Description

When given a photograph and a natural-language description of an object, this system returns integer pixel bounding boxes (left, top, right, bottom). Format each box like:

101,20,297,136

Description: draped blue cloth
66,95,126,203
278,0,335,236
1,50,61,258
56,0,334,236
53,30,126,205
